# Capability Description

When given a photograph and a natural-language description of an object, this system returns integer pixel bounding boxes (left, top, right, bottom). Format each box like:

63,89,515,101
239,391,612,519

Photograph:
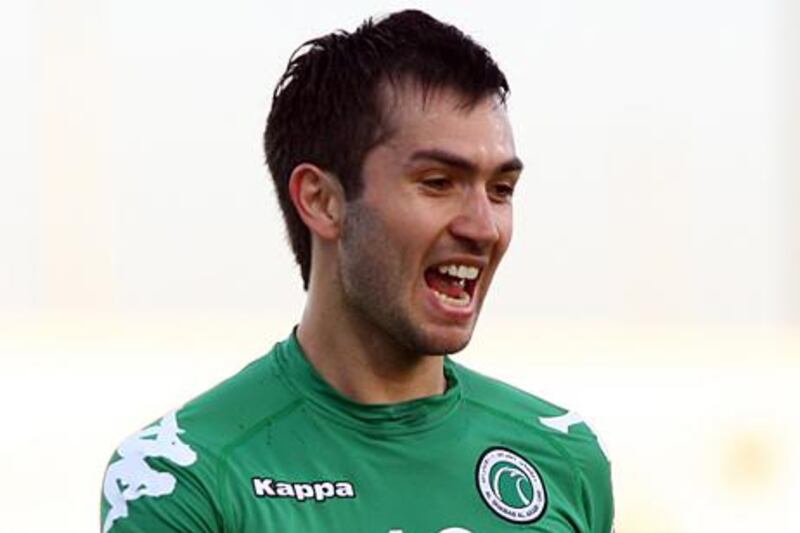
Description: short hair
264,9,509,289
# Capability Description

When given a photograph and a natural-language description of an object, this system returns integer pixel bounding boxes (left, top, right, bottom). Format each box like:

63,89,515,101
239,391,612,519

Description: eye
489,181,516,202
421,176,453,192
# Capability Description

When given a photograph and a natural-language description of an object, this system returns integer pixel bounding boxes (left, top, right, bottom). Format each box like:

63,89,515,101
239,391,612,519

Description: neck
296,285,447,405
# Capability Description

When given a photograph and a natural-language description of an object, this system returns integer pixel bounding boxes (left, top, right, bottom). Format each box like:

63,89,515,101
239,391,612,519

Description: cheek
503,218,513,248
495,208,514,253
385,201,443,247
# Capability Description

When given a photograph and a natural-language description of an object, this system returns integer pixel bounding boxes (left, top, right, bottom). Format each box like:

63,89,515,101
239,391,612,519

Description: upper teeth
437,264,480,280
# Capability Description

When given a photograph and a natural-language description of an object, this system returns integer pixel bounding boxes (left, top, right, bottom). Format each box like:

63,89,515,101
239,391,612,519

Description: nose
448,188,500,251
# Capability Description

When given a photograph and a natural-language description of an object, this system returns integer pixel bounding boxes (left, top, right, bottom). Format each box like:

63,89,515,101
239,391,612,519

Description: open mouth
423,263,482,308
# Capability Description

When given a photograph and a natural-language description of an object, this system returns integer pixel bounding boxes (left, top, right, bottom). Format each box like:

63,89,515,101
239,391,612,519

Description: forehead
375,83,516,165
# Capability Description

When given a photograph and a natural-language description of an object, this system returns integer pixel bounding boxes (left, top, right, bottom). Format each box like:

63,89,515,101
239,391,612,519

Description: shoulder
454,361,614,531
177,342,301,452
101,341,298,532
453,360,567,420
453,360,612,485
111,337,303,469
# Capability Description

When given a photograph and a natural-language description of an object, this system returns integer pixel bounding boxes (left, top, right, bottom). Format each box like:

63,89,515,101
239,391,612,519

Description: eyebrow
409,149,524,175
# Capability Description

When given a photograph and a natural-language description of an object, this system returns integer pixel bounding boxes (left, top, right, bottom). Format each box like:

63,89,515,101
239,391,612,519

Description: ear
288,163,344,241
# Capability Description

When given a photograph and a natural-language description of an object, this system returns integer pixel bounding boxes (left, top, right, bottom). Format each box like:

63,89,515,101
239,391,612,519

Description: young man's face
338,85,521,357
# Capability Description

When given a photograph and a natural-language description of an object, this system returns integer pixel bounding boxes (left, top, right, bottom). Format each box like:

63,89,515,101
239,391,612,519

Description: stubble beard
339,201,474,358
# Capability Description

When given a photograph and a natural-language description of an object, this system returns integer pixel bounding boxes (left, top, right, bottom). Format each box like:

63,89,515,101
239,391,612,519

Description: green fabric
101,332,613,532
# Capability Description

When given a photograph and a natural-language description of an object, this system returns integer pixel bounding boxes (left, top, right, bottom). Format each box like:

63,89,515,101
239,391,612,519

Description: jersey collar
274,330,463,436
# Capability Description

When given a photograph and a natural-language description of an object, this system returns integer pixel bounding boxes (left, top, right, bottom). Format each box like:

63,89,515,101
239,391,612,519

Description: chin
413,325,475,356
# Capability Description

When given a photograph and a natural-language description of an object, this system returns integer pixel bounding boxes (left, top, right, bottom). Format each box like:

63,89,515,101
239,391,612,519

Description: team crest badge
475,447,547,524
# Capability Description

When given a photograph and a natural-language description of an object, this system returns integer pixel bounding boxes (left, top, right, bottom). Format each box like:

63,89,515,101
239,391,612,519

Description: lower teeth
433,290,470,307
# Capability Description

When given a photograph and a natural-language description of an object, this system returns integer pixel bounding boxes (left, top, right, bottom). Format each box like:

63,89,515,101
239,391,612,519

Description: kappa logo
102,410,197,533
540,410,611,459
252,477,356,503
475,447,547,524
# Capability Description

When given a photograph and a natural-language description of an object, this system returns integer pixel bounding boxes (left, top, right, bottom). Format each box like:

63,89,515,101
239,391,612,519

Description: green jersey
101,332,613,532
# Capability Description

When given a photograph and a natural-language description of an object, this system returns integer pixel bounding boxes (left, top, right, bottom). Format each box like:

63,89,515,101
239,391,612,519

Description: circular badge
475,447,547,524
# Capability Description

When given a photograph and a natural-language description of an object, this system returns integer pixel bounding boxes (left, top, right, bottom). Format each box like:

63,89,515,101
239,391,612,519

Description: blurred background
0,0,797,531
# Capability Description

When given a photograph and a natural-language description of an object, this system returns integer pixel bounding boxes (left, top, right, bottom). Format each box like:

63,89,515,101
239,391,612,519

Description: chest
218,412,589,532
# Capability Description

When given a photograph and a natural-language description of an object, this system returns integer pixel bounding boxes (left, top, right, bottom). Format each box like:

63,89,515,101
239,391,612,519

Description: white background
0,1,798,531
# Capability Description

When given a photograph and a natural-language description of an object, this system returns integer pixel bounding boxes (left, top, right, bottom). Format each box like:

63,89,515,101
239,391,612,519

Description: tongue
425,269,466,298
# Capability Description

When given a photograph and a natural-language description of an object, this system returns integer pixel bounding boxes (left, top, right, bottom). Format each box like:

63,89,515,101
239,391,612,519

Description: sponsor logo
475,447,547,524
102,410,197,533
252,477,355,502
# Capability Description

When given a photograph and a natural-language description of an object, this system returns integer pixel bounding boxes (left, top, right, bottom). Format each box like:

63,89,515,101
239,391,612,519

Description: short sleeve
571,422,615,533
539,409,615,533
100,411,222,532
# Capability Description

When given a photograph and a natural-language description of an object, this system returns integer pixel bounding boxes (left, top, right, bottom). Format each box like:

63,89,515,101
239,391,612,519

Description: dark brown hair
264,9,509,289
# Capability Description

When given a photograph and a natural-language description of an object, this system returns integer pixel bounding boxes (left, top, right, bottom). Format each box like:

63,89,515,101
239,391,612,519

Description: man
101,10,614,532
